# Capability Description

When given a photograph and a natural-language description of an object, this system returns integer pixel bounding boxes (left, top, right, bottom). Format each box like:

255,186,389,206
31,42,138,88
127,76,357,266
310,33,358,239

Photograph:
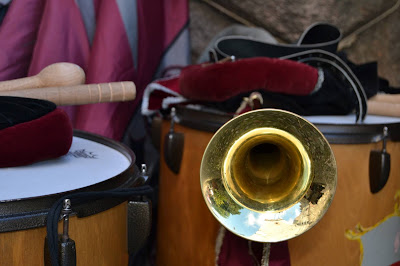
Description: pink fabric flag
0,0,189,140
73,0,189,140
27,0,90,75
27,0,90,126
0,0,45,80
72,0,136,140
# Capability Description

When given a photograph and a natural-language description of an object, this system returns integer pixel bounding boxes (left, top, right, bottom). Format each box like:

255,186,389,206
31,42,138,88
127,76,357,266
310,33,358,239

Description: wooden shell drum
0,131,147,265
156,107,400,266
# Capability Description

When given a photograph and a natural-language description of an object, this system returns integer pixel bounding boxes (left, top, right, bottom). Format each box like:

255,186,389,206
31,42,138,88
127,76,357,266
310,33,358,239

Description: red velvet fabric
179,58,318,102
0,108,73,168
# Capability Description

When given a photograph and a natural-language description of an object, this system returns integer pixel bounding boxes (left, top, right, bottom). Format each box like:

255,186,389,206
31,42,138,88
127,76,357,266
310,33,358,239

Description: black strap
282,49,368,122
46,186,153,266
213,22,341,59
210,23,368,122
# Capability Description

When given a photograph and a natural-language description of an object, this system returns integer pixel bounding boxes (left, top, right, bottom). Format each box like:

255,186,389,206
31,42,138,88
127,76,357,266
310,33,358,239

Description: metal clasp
235,92,264,115
369,126,391,193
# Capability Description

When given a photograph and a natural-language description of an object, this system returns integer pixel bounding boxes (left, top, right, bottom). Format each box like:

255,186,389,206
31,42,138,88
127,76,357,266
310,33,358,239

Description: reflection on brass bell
200,109,337,243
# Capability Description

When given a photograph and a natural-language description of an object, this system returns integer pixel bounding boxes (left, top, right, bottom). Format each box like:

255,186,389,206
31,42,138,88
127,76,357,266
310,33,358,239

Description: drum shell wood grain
156,120,400,266
156,122,218,266
0,202,129,265
288,142,400,266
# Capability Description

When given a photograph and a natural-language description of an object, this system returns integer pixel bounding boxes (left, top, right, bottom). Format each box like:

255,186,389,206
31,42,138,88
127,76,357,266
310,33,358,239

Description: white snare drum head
0,136,131,201
304,114,400,125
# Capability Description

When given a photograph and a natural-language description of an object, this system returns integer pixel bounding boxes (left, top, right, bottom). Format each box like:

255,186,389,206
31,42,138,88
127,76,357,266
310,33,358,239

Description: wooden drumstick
367,100,400,117
0,63,86,92
0,82,136,106
369,94,400,104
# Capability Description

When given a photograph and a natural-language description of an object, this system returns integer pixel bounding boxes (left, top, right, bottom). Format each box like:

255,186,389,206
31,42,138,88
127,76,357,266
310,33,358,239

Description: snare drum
0,131,148,265
156,107,400,266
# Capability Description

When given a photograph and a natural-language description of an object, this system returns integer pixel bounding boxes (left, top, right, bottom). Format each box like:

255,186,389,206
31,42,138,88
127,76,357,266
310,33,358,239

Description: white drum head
304,114,400,125
0,135,131,201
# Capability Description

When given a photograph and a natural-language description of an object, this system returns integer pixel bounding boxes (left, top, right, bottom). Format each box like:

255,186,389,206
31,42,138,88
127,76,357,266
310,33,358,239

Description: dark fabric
337,52,400,97
215,23,341,60
0,107,72,167
217,230,290,266
179,57,318,102
46,186,153,266
0,96,56,130
378,79,400,94
260,68,356,115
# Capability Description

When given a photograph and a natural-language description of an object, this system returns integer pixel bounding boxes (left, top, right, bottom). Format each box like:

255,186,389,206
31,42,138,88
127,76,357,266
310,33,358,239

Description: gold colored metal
223,128,312,212
200,109,337,243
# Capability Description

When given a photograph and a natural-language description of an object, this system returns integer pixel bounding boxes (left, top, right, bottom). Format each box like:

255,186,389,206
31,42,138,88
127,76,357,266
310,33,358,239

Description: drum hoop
174,106,400,144
0,130,141,232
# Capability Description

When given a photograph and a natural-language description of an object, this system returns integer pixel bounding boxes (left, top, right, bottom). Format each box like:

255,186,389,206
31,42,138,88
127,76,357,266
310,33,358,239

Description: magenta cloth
27,0,89,74
179,58,318,101
71,0,135,139
0,0,189,140
26,0,90,130
0,0,45,80
217,230,291,266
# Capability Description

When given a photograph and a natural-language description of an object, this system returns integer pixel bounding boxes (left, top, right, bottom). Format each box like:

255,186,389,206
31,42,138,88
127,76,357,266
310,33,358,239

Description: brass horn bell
200,109,337,242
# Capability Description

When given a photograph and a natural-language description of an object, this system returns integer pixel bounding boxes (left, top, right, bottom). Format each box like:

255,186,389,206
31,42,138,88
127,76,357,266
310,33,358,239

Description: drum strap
212,22,341,60
46,186,153,266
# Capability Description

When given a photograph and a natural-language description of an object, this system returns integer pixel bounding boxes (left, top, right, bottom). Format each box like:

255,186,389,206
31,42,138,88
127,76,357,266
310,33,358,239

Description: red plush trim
179,57,318,101
0,108,73,168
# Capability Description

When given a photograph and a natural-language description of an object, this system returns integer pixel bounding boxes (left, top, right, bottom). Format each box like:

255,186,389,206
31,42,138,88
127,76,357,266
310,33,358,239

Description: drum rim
0,130,141,232
173,106,400,144
0,130,137,204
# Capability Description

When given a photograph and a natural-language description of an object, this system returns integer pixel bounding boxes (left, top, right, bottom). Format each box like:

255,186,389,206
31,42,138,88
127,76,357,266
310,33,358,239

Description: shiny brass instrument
200,109,337,243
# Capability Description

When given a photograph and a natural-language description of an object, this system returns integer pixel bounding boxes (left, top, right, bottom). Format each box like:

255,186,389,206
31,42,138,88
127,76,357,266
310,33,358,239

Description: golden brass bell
200,109,336,243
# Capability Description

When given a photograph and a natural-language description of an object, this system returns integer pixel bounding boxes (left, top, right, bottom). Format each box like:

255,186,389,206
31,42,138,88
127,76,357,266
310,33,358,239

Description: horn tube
200,109,336,243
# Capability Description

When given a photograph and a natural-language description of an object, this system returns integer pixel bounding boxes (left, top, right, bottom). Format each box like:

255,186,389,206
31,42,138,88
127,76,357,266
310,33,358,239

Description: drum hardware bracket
139,164,150,184
369,126,391,193
164,107,184,174
208,50,235,64
151,115,162,151
44,199,77,266
235,92,264,116
126,164,152,255
127,199,152,255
